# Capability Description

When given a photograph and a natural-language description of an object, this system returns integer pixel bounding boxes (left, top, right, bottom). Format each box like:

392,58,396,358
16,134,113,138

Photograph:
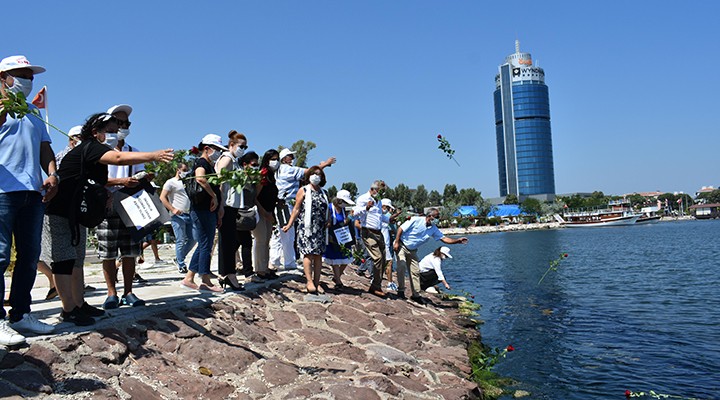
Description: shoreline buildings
494,41,556,201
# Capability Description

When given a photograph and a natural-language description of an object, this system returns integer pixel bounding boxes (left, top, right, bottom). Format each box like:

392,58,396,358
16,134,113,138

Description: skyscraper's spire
515,39,520,54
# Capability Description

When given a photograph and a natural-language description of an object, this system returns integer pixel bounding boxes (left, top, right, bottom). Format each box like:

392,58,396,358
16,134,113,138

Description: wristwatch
50,172,60,183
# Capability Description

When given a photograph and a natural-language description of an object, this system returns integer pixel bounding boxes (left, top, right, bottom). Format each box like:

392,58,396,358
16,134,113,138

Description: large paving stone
326,319,366,337
328,384,382,400
261,359,298,386
389,375,430,393
293,328,346,346
120,376,163,400
327,304,376,331
358,375,401,396
75,356,121,379
292,302,328,321
176,336,260,376
23,343,61,369
323,342,368,363
146,329,179,353
270,310,303,330
0,369,52,393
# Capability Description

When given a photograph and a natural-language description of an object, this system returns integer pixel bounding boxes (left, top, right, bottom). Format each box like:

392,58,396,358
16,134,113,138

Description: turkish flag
31,86,46,109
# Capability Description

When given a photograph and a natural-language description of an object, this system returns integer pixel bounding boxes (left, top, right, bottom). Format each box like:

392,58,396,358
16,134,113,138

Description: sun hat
107,104,133,116
279,148,296,160
68,125,83,138
381,199,395,210
0,55,45,74
440,246,452,259
200,134,229,151
336,189,356,205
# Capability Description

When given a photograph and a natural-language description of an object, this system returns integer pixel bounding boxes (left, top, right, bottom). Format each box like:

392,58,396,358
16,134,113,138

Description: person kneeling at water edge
393,208,467,303
419,246,453,293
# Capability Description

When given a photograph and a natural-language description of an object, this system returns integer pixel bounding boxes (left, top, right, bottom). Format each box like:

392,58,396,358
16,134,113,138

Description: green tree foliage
586,191,609,208
145,149,191,188
393,183,412,209
520,197,543,215
439,200,459,220
697,189,720,204
503,194,518,205
428,190,442,206
627,193,648,208
278,140,316,168
443,184,458,205
657,192,694,211
327,185,338,199
341,182,358,198
412,184,429,211
457,188,482,205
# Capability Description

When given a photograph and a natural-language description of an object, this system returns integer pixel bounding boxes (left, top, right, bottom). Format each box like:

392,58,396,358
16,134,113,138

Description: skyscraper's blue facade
494,41,555,199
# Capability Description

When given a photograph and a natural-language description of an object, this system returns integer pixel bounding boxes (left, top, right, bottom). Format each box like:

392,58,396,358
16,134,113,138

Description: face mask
7,77,33,97
117,128,130,140
269,160,280,171
309,174,322,186
233,147,245,158
179,171,189,178
103,133,118,149
208,148,221,162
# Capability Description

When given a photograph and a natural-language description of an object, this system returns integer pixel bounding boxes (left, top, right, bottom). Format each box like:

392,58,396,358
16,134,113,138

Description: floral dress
297,187,329,256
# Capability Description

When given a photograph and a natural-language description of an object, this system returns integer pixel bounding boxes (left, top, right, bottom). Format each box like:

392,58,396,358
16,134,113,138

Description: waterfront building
494,40,556,201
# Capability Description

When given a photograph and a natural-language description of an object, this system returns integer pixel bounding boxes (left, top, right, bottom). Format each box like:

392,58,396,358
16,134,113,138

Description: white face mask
103,133,118,149
7,77,33,97
117,128,130,140
309,174,322,186
208,148,222,162
233,147,245,158
268,160,280,171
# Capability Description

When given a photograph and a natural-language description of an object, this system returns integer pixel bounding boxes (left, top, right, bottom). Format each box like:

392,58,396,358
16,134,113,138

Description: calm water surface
423,219,720,399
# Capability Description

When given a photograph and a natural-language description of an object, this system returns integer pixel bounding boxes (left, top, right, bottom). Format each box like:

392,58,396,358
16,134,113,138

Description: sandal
103,295,120,310
121,293,146,307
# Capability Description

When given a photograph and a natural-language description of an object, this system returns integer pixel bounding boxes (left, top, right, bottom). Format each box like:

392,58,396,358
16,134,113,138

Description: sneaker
425,286,439,294
178,266,188,274
152,259,167,266
0,320,26,346
10,313,55,335
61,307,95,326
80,302,105,318
133,273,148,284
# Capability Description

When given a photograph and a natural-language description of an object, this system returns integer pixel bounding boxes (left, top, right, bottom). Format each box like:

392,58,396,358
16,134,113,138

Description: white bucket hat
279,148,296,161
381,199,395,210
336,189,355,205
440,246,452,259
0,55,45,74
200,134,229,151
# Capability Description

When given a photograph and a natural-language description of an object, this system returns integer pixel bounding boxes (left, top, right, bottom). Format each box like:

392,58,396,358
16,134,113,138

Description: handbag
184,172,203,206
236,184,258,231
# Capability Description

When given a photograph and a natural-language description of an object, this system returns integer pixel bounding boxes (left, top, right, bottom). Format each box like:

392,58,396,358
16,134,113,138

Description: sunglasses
117,120,132,128
239,144,248,150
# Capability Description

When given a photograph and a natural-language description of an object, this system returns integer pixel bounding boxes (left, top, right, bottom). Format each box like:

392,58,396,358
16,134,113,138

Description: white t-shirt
162,177,190,214
419,253,445,282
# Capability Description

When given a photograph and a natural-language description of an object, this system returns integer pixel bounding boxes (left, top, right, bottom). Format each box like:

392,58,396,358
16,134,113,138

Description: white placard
120,190,160,230
333,226,353,245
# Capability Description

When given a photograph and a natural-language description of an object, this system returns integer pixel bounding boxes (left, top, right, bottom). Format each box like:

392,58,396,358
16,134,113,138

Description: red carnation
625,390,632,399
506,345,515,352
261,167,269,176
470,295,475,299
360,259,366,264
563,253,569,258
437,134,442,139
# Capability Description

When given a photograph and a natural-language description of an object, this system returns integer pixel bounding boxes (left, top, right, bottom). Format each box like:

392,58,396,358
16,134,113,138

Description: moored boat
636,205,662,224
555,199,640,228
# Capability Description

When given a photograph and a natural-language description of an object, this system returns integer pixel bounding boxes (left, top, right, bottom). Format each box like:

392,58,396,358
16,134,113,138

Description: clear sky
7,1,719,197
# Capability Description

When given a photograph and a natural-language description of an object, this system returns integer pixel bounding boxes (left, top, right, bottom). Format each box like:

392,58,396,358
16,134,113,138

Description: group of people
0,54,467,348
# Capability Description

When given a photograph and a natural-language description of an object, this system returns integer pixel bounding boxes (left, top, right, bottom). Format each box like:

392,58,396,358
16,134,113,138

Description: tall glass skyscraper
494,41,555,199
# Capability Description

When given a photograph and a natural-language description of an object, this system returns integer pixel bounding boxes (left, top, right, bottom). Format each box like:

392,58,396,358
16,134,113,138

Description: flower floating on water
506,345,515,352
436,133,460,167
538,252,569,285
625,389,701,399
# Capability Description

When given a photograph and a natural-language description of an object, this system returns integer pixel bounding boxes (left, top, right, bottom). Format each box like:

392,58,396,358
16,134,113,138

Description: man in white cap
0,55,57,345
392,208,468,303
97,104,148,310
273,147,335,270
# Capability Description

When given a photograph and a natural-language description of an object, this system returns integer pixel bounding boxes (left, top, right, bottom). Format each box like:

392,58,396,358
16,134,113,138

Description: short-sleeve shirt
107,143,144,180
0,103,52,193
191,157,221,211
419,253,445,281
46,140,112,218
162,177,190,214
398,216,444,250
276,163,305,200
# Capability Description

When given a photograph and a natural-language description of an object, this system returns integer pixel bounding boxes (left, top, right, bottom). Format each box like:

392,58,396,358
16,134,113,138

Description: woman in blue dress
323,189,356,288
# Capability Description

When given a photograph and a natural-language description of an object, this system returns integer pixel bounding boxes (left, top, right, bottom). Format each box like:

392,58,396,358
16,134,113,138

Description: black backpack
70,144,109,245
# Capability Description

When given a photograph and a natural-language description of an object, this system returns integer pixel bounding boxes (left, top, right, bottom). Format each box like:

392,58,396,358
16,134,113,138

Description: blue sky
7,1,719,197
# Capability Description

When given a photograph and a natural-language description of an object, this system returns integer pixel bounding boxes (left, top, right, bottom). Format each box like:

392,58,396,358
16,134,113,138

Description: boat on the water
636,206,662,224
555,199,640,227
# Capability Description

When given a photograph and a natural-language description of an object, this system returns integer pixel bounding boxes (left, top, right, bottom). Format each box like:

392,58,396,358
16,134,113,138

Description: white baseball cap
0,55,45,74
336,189,355,205
381,199,395,210
68,125,83,138
440,246,452,259
279,148,296,160
107,104,133,116
200,134,229,151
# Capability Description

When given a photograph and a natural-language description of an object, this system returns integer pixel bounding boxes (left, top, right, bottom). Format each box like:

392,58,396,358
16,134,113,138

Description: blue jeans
188,209,217,276
0,191,44,321
170,213,196,269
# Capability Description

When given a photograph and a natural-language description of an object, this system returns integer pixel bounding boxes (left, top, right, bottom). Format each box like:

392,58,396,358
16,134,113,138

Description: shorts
97,214,141,260
40,214,85,268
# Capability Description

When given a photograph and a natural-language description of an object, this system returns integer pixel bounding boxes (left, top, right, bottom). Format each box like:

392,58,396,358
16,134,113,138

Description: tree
697,189,720,204
457,188,482,205
443,184,458,205
521,197,543,215
145,149,191,188
504,194,518,205
627,193,647,208
428,190,442,206
412,184,429,211
586,191,608,208
327,185,338,199
340,182,358,198
393,183,412,209
474,197,492,217
278,140,316,168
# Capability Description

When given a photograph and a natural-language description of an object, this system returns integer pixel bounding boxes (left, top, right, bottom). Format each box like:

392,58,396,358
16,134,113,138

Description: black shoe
80,302,105,318
410,296,425,305
45,287,58,300
178,267,188,274
219,276,244,291
61,307,95,326
133,273,148,284
396,291,406,299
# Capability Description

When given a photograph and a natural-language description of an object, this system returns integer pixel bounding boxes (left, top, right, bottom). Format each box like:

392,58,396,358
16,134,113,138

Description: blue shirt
276,163,305,200
0,104,52,193
399,216,444,250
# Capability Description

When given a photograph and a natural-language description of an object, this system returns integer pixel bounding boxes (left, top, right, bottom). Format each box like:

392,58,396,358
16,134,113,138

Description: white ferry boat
554,199,640,227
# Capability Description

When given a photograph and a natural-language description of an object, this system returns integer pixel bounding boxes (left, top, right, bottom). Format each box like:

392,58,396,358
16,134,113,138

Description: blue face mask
103,133,118,149
8,77,33,97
